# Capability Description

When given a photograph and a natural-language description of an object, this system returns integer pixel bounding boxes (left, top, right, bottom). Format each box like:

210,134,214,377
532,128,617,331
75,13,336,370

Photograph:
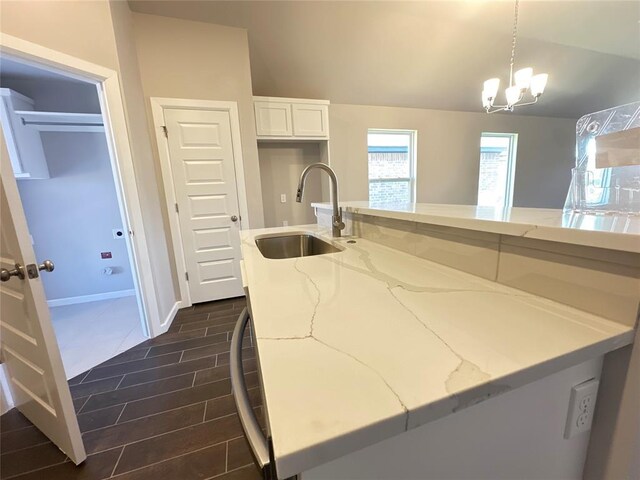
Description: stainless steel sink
255,233,342,259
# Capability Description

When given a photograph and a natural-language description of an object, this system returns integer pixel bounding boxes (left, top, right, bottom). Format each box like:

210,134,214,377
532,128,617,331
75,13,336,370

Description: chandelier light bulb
530,73,549,97
505,86,522,107
483,78,500,99
482,91,491,109
514,67,533,89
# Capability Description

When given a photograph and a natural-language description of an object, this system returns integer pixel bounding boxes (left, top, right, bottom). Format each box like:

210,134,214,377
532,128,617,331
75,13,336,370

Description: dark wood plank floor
0,297,263,480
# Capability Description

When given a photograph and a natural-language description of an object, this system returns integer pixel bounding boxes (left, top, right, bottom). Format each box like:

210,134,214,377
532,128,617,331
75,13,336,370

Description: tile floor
50,296,147,380
0,297,262,480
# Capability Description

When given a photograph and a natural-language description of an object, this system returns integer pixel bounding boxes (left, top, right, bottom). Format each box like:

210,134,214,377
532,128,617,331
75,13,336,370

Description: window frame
367,128,417,204
478,132,518,209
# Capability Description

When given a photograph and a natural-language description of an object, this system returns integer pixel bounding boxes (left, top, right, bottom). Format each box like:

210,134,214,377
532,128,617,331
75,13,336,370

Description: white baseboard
0,365,15,415
161,301,181,334
47,289,136,308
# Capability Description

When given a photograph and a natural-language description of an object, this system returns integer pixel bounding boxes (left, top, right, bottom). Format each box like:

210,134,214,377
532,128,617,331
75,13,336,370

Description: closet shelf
14,110,104,132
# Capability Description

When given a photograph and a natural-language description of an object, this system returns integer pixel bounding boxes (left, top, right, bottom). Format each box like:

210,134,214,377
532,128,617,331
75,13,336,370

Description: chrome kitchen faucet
296,163,345,237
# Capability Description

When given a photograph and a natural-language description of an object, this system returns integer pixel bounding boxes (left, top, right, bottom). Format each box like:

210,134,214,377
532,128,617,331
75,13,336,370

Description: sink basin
255,233,342,259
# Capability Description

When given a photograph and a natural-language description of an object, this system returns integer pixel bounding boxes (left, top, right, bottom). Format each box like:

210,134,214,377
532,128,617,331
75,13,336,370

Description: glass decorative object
564,101,640,215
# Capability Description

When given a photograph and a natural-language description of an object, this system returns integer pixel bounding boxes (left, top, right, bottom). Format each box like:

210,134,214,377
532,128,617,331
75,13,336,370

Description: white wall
0,1,121,72
0,77,100,113
16,130,134,300
259,143,323,228
1,0,181,329
109,0,179,318
131,12,265,229
328,103,577,208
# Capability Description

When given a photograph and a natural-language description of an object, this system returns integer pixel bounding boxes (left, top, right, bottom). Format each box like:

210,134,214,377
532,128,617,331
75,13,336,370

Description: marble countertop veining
240,225,635,479
312,201,640,253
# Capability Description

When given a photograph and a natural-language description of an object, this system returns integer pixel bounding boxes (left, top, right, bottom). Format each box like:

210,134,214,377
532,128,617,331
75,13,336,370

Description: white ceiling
132,1,640,119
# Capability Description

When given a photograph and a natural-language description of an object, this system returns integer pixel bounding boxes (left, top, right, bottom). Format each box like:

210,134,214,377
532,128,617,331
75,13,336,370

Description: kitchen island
238,205,638,479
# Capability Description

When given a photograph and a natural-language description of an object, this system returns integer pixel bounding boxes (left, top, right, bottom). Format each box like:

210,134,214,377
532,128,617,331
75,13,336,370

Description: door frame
150,97,251,308
0,34,165,337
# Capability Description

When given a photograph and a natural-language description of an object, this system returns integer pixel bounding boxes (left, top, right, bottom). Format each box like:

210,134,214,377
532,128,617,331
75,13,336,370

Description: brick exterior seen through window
368,131,415,205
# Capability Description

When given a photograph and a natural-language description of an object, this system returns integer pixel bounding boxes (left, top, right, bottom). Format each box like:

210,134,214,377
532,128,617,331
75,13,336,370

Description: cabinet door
254,102,292,137
292,103,329,137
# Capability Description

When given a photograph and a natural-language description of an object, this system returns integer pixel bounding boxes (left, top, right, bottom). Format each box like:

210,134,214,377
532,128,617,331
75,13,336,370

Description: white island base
301,358,601,479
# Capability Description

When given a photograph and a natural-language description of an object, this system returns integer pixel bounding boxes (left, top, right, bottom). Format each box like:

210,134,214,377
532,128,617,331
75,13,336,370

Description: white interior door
0,130,86,464
164,108,244,304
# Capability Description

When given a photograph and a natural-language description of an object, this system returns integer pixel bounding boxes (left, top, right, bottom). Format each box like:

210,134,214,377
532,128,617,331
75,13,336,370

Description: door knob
231,215,238,222
38,260,55,273
0,263,25,282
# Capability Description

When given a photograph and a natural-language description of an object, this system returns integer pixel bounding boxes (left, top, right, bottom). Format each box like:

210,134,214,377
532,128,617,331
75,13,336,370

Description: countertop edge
311,202,640,254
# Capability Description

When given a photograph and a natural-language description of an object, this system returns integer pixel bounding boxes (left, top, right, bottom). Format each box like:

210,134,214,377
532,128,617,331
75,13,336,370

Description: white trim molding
150,97,251,308
0,33,163,338
160,301,181,333
0,365,15,415
47,289,136,308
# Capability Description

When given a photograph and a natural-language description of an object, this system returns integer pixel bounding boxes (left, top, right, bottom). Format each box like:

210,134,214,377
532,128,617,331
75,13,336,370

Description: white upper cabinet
292,103,329,137
0,88,50,179
254,96,329,140
254,101,292,137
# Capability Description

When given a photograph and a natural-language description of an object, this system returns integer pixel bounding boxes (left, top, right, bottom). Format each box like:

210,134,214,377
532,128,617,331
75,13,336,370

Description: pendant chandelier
482,0,548,113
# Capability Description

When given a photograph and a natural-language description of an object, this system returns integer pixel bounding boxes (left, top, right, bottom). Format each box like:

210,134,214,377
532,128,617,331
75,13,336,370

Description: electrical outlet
564,378,599,439
282,220,289,226
576,413,590,429
280,194,287,203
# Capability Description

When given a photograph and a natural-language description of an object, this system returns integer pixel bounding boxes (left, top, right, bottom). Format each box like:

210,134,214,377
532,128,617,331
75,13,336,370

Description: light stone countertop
240,225,635,479
312,202,640,253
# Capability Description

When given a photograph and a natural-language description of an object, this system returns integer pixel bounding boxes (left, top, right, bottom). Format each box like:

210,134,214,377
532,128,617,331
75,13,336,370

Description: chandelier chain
482,0,547,113
509,0,519,86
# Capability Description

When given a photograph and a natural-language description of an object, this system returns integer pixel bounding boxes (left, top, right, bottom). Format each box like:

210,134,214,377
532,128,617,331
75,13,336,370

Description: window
477,133,518,209
368,129,416,205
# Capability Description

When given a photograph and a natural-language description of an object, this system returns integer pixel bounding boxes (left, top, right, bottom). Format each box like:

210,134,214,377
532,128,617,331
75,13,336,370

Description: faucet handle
332,207,345,231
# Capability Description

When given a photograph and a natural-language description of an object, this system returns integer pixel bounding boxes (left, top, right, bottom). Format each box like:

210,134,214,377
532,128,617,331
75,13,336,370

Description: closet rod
21,119,103,127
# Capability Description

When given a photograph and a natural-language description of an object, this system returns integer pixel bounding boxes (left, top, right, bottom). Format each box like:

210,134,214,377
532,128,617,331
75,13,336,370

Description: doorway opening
0,57,148,380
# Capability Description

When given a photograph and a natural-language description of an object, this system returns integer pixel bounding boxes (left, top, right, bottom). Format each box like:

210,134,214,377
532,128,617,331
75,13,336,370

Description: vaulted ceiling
129,1,640,119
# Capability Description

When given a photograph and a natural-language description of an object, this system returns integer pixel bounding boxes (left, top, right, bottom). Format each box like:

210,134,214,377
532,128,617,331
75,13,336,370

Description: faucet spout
296,163,344,237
